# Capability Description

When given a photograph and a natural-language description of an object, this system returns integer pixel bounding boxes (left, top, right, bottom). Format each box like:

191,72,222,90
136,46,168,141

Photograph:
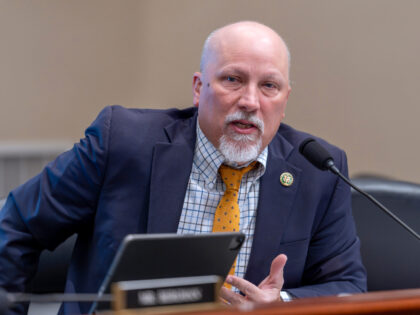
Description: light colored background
1,0,420,183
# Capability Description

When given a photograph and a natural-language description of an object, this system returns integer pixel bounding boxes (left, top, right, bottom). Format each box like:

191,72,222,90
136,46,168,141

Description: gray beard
217,110,264,164
219,133,262,164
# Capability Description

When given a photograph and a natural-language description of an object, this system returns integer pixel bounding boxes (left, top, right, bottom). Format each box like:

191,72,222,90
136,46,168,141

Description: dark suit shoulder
88,105,197,163
90,105,197,145
106,105,197,127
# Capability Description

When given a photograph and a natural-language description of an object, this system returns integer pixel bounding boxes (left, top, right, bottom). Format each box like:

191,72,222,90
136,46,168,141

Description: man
0,21,366,314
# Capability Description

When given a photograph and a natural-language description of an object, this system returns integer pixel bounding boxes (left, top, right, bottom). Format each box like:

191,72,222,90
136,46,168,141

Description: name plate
112,275,222,311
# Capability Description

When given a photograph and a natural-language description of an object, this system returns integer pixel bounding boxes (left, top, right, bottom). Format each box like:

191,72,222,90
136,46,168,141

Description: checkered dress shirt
177,121,267,284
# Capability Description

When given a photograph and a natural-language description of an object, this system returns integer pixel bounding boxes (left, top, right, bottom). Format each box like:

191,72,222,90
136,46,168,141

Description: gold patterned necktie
213,161,257,288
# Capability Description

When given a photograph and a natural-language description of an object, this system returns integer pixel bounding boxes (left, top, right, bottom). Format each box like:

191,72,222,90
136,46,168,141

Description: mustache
224,111,264,132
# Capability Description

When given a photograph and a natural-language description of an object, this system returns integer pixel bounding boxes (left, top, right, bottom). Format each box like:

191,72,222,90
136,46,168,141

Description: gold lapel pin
280,172,294,187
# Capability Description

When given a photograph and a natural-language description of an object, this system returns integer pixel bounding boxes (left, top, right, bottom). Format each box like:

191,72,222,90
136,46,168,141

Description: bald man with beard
0,21,366,314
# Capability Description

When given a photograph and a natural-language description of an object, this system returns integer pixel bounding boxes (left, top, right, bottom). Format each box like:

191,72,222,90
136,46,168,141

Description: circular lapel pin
280,172,294,187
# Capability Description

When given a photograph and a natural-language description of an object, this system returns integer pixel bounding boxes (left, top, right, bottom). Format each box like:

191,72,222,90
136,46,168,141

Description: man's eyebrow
216,66,287,83
262,72,287,84
217,66,247,76
264,73,282,80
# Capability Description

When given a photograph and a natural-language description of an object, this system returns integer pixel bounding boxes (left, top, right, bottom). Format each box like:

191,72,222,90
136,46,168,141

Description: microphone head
299,138,334,171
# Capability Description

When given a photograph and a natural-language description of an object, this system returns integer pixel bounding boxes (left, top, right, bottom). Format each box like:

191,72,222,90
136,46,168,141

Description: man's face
193,27,291,164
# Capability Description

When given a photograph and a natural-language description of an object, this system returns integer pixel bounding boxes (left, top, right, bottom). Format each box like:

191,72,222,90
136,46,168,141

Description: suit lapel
245,136,302,284
147,116,197,233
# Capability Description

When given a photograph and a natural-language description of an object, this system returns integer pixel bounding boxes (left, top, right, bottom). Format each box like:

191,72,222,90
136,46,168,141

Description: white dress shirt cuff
280,291,293,302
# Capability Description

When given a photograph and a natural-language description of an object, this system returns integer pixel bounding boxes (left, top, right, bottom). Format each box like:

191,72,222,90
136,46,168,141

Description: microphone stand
327,161,420,241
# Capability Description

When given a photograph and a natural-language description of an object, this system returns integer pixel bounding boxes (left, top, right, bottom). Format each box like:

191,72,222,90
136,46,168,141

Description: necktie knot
219,161,257,192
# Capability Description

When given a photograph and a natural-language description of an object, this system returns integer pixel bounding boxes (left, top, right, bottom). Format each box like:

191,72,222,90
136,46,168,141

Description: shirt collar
194,119,268,185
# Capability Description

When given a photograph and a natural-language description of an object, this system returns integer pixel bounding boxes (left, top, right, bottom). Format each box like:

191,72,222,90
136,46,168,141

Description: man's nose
237,84,260,112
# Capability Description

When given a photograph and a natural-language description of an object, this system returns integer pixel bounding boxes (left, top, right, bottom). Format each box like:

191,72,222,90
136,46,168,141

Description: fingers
270,254,287,278
220,254,288,306
259,254,287,289
226,275,261,298
219,285,246,305
224,276,275,304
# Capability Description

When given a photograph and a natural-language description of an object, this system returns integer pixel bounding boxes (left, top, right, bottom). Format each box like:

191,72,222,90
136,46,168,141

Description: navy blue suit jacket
0,106,366,314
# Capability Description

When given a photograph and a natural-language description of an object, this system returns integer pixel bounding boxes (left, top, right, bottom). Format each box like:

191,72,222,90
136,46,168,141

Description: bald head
192,21,292,164
200,21,291,80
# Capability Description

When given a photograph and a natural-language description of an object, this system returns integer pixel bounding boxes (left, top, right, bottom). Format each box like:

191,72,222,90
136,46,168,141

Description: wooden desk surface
108,288,420,315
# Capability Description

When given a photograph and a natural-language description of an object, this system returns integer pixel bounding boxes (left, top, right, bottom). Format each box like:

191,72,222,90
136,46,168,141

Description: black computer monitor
92,232,245,312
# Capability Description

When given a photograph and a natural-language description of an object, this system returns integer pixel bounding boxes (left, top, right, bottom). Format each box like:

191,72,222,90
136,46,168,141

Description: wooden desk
108,288,420,315
221,288,420,315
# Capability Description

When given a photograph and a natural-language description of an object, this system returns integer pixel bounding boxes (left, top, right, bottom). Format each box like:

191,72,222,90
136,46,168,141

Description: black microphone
299,138,420,241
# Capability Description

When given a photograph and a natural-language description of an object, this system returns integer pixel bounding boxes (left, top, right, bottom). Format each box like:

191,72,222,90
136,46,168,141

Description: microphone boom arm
328,164,420,241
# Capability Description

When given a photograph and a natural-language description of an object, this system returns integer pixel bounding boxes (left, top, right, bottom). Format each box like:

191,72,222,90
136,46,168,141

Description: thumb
259,254,287,289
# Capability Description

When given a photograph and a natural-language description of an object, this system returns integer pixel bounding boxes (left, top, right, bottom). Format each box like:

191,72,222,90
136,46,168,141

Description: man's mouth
229,120,259,135
232,120,256,129
223,111,264,138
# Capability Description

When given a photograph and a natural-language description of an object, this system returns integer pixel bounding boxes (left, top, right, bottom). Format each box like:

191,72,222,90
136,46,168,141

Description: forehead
205,26,289,80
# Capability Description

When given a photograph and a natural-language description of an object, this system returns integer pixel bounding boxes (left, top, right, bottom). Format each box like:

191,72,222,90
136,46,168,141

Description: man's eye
263,82,277,89
226,76,237,82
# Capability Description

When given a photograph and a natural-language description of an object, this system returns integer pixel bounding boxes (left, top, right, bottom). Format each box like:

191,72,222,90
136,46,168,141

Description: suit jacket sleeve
0,106,112,297
286,149,366,297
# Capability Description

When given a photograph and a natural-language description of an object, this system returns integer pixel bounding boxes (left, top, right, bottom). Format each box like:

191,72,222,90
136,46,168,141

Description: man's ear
192,72,203,107
286,85,292,101
282,85,292,119
276,85,292,121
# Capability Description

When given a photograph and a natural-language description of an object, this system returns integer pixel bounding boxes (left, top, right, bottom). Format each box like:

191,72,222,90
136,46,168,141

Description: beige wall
1,0,420,181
